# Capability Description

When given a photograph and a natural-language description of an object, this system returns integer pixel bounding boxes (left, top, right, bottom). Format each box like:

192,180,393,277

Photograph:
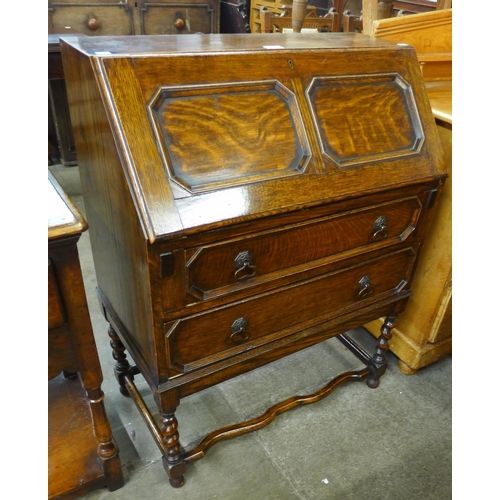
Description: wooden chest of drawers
60,33,446,488
48,0,220,35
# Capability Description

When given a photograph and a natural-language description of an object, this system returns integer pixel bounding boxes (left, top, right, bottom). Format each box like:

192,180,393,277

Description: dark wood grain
61,33,446,488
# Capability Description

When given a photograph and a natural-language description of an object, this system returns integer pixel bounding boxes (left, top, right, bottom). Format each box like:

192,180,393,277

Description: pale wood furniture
260,6,340,32
361,0,451,34
61,33,446,488
364,8,451,374
48,172,124,498
250,0,341,32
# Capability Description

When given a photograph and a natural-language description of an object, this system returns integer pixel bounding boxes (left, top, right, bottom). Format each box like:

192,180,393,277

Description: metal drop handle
358,275,374,299
372,215,388,241
230,317,250,344
234,251,257,281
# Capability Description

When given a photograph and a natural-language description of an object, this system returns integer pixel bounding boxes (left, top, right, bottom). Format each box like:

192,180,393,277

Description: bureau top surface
60,33,399,56
61,33,446,243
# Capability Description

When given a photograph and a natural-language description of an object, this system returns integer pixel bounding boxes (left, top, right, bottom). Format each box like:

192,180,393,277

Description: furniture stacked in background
48,1,221,165
260,5,340,32
249,0,341,32
221,0,251,32
342,0,451,34
60,32,446,488
48,172,124,498
363,8,452,374
48,0,220,36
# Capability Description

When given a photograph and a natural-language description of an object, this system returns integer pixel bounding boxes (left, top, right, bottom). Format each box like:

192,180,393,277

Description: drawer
165,247,416,375
48,1,134,36
48,260,65,329
139,0,220,34
186,197,420,299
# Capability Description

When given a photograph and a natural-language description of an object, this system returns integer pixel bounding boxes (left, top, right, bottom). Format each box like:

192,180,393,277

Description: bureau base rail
124,362,370,463
119,325,396,485
109,313,397,487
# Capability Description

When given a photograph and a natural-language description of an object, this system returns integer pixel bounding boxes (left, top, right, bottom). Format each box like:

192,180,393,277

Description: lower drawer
164,247,415,375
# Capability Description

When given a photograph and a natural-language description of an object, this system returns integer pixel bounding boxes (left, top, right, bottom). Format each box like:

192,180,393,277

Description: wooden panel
307,73,424,167
150,81,311,192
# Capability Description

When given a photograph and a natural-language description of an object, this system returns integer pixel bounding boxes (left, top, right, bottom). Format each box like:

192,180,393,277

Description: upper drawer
139,0,220,34
165,247,416,375
48,1,134,35
186,196,421,300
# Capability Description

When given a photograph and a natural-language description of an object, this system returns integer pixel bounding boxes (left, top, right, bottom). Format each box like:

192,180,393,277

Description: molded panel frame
305,72,424,168
148,80,312,195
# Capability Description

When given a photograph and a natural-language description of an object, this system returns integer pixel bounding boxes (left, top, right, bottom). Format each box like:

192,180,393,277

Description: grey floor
49,163,452,500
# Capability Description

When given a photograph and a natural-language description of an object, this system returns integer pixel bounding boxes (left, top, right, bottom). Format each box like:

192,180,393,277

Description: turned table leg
85,386,125,490
161,411,186,488
108,324,133,396
367,314,396,388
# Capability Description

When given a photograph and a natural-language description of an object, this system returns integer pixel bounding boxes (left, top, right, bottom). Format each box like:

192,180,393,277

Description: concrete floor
49,163,452,500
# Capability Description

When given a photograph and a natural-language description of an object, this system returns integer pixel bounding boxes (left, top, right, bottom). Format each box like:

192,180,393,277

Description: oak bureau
60,33,446,488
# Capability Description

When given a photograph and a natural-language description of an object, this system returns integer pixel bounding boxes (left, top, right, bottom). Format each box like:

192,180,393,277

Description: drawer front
48,2,134,35
139,1,220,34
187,197,420,299
48,260,65,329
165,247,415,375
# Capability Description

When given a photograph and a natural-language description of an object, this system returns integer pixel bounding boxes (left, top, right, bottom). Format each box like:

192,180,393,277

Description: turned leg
86,386,125,490
108,324,133,396
367,314,396,388
160,411,186,488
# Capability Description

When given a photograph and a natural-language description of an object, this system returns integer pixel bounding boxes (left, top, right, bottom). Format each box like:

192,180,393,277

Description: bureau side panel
61,42,158,381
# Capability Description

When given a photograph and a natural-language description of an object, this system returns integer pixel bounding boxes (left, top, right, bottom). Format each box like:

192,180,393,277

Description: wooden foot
398,360,418,375
367,314,396,388
108,324,132,396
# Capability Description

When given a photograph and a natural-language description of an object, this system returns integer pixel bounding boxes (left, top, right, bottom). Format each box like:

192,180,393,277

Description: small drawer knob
230,317,250,344
174,18,185,29
88,18,100,31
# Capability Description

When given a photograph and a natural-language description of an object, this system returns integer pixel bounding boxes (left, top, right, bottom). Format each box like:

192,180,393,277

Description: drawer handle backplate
230,317,250,344
372,215,388,241
234,251,257,281
357,275,374,299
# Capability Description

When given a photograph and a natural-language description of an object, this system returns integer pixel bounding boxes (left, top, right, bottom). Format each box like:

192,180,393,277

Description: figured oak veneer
60,33,446,488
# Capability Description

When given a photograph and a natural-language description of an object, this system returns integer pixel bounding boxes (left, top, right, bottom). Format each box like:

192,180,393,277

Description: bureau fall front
60,33,446,488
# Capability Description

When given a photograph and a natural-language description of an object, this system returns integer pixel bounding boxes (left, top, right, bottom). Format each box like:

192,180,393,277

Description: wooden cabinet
48,0,220,35
60,33,446,488
48,172,124,499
